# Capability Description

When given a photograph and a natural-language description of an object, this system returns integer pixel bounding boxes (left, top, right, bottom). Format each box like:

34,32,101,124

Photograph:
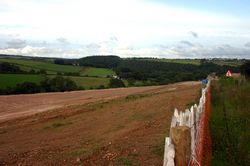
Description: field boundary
163,81,211,166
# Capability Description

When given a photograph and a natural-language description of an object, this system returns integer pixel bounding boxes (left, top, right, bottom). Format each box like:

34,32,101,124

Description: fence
163,81,211,166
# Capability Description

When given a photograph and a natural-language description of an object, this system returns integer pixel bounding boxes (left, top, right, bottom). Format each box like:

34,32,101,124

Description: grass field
0,58,82,74
0,74,43,88
210,77,250,166
143,58,243,66
156,59,201,65
0,74,111,89
212,60,243,67
0,58,116,77
69,76,110,89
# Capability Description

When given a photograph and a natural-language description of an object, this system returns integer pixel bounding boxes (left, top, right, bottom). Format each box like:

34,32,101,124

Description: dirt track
0,82,201,165
0,85,174,123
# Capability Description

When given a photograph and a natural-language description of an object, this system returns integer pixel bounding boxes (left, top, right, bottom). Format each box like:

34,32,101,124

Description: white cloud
0,0,250,58
1,43,249,59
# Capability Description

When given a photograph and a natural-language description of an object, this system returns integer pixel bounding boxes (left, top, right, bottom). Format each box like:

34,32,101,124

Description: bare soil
0,82,201,165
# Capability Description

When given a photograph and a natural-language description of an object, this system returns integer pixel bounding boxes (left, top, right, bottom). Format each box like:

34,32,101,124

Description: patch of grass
44,121,72,129
114,124,125,131
86,101,110,111
69,76,110,89
210,77,250,166
125,93,152,101
151,142,165,157
0,74,43,88
130,112,155,121
68,144,101,158
52,122,65,128
117,157,134,166
128,152,138,158
70,148,87,157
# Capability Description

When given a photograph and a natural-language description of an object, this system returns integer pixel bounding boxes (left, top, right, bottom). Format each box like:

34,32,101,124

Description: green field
141,58,243,66
212,60,243,67
0,58,82,74
0,74,111,90
0,74,43,88
210,77,250,165
0,58,116,77
69,76,110,89
155,59,201,65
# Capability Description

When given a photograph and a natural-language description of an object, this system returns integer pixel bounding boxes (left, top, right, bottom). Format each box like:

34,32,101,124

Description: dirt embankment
0,81,201,165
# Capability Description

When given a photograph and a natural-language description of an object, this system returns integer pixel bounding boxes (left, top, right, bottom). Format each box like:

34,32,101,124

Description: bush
109,78,125,88
0,62,23,73
15,82,41,94
41,76,77,92
240,61,250,78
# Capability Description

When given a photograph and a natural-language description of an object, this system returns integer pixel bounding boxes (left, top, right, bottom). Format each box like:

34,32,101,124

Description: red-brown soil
0,82,201,165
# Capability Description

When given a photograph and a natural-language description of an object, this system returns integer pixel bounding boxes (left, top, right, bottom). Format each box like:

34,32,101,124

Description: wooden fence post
170,126,191,166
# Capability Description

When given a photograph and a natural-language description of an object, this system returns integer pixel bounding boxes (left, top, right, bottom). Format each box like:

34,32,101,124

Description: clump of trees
240,60,250,78
109,78,125,88
78,55,121,68
54,59,75,65
40,76,77,92
0,62,23,73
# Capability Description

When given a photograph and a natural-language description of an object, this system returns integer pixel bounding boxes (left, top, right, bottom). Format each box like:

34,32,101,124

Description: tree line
70,56,240,85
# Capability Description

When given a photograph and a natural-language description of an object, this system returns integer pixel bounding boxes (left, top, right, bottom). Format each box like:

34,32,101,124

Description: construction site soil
0,82,201,165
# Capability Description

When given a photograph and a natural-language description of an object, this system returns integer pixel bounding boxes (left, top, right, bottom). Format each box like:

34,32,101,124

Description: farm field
69,76,110,89
149,58,243,66
0,58,82,74
0,58,115,77
0,74,111,89
0,81,201,165
0,74,43,88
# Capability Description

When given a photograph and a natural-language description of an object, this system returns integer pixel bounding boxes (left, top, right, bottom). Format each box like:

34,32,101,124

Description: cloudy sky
0,0,250,59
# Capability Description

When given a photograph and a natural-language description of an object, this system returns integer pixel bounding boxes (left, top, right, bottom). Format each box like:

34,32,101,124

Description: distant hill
0,54,243,95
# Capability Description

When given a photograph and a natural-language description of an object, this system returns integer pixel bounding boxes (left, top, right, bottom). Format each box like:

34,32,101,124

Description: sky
0,0,250,59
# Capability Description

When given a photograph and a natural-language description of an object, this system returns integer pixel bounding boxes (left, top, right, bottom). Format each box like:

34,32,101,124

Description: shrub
0,62,23,73
109,78,125,88
240,61,250,78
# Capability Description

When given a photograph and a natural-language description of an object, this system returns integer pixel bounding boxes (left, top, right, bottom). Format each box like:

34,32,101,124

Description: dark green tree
240,61,250,78
109,78,125,88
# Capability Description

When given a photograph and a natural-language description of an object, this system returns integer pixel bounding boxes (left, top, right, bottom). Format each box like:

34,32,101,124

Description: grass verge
210,77,250,166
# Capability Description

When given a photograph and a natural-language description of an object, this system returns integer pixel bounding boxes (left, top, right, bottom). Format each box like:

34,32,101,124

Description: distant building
112,75,120,79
